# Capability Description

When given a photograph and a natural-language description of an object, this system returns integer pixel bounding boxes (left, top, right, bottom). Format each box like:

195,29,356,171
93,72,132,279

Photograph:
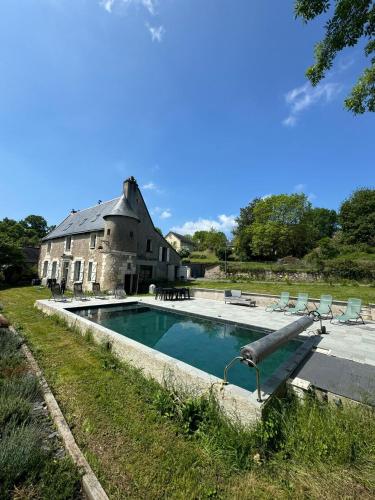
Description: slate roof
103,196,140,222
43,198,121,241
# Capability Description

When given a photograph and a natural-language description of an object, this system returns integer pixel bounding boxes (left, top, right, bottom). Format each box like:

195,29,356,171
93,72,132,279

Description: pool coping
35,298,318,425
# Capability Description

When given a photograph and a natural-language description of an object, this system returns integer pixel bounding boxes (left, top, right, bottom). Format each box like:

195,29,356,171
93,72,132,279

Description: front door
62,261,69,281
124,274,133,294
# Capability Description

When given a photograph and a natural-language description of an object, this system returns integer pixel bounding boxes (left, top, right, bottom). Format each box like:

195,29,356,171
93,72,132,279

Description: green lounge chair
266,292,290,312
285,293,309,316
312,295,333,320
331,298,365,325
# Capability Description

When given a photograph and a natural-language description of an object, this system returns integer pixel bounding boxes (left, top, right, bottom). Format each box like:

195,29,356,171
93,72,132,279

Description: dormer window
90,233,97,249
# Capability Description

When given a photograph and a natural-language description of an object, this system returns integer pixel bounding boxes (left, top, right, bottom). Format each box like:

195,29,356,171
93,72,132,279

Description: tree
295,0,375,113
339,188,375,244
233,198,260,260
304,207,338,241
250,194,312,259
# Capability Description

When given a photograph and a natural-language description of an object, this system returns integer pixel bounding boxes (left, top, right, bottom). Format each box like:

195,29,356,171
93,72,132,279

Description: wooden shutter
79,261,84,282
92,262,97,282
167,248,170,263
159,247,163,262
71,262,76,282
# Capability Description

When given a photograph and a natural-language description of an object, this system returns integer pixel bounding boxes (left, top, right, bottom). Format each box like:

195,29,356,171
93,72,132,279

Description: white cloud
100,0,115,13
142,182,157,190
261,193,272,200
100,0,157,15
294,183,306,193
160,209,172,219
146,23,165,42
172,214,237,236
282,115,297,127
282,81,342,126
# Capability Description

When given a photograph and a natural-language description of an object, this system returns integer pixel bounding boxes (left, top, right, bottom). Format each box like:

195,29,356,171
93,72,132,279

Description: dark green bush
323,259,375,282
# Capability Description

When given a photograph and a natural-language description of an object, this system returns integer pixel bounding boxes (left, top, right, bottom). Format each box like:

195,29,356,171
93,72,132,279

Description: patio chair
114,284,127,299
92,282,107,299
73,282,90,301
224,290,256,307
265,292,290,312
50,284,71,303
331,298,365,325
312,295,333,320
285,293,309,316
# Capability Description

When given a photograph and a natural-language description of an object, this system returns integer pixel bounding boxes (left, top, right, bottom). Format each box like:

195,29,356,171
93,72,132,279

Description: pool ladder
223,356,262,402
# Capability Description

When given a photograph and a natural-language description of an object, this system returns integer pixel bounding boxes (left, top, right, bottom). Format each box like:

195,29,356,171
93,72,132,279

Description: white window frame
51,261,57,279
42,260,48,278
72,259,84,282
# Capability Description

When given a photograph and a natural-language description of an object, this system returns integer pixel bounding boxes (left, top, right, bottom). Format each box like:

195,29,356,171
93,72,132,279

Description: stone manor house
38,177,181,293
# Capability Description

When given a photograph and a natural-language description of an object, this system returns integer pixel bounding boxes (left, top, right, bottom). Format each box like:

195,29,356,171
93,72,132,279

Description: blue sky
0,0,373,236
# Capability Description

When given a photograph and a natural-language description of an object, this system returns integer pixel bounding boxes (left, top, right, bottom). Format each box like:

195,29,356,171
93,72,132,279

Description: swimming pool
71,303,301,392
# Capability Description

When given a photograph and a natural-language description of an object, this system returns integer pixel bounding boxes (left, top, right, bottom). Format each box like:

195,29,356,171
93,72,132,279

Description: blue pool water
72,303,301,392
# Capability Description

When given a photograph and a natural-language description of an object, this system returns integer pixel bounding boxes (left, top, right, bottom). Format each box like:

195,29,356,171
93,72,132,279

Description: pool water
72,304,301,392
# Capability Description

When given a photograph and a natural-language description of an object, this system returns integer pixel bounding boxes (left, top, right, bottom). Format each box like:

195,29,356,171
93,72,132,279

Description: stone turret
103,178,140,253
101,177,141,290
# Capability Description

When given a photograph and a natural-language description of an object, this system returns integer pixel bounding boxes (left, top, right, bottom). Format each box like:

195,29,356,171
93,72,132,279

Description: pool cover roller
240,315,314,366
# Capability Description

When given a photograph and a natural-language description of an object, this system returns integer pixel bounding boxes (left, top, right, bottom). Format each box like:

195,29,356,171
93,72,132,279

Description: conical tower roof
103,195,140,222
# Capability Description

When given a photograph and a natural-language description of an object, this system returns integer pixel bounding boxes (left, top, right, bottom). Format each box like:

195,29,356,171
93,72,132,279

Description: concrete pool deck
35,295,375,421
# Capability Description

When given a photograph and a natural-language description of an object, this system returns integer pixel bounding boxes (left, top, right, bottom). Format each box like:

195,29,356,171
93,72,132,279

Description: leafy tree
295,0,375,113
339,188,375,244
250,194,312,259
233,198,260,260
304,207,338,241
192,231,209,251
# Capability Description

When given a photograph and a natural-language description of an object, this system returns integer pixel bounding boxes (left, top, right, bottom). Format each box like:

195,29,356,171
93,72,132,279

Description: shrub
0,394,31,428
0,424,45,498
323,259,375,282
39,457,81,500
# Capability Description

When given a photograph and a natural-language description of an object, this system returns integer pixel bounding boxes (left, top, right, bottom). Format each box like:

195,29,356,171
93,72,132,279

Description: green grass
188,280,375,303
0,286,374,498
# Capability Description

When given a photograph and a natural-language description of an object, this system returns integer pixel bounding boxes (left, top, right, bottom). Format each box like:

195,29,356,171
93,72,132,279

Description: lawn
0,286,374,499
189,280,375,303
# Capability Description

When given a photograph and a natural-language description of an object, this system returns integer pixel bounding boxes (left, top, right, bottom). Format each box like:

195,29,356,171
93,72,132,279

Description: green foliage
0,214,51,284
0,394,31,428
275,395,375,466
178,247,191,259
324,258,375,281
250,194,312,259
339,188,375,244
304,207,338,241
192,229,228,254
295,0,375,113
0,424,46,497
39,457,81,500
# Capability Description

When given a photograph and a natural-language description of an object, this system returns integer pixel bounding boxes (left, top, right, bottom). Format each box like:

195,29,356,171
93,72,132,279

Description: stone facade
38,177,181,292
